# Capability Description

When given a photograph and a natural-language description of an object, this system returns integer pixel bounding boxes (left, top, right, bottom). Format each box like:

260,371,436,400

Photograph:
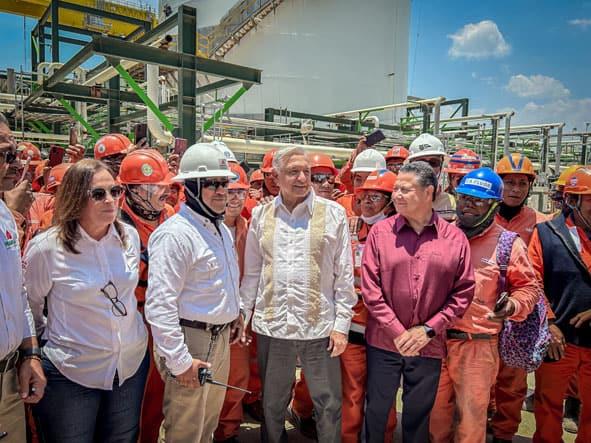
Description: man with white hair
241,146,356,443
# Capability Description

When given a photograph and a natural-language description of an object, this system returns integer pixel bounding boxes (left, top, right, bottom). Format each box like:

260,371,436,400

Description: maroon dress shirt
361,212,475,358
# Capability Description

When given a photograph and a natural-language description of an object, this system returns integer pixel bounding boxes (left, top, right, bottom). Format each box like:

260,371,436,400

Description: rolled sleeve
23,237,53,336
145,231,192,376
507,236,540,321
426,238,475,334
331,214,356,334
361,228,407,340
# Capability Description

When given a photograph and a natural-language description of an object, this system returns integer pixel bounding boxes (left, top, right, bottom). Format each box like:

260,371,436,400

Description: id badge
354,243,365,268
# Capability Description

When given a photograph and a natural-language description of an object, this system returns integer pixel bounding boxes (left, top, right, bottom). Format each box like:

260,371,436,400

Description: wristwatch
19,347,42,360
423,325,436,338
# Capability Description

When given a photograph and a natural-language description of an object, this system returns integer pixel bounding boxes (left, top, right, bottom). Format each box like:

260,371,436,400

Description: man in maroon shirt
361,161,475,443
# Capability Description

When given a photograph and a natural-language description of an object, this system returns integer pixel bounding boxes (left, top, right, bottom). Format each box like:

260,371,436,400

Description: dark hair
0,113,9,128
399,161,438,201
53,159,127,254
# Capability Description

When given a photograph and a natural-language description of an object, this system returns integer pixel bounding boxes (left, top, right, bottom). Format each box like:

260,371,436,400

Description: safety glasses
201,179,229,191
89,185,124,201
311,173,335,184
0,149,17,165
100,281,127,317
359,192,386,202
457,194,490,208
228,189,247,199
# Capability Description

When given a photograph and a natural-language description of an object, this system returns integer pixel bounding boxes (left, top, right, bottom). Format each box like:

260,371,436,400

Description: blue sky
0,0,589,130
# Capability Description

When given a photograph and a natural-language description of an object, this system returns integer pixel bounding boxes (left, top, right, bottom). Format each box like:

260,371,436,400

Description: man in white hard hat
145,142,246,442
337,148,386,217
408,133,457,222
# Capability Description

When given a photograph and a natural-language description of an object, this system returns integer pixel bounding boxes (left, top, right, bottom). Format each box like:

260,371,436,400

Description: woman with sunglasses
23,159,148,443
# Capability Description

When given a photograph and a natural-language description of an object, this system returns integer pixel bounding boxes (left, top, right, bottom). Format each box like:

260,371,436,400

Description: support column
51,0,59,62
541,128,550,174
555,124,564,173
108,75,121,133
177,5,197,144
582,135,588,165
491,118,499,167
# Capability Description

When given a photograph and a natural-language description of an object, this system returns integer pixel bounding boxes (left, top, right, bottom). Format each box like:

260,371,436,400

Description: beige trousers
156,325,231,443
0,366,26,443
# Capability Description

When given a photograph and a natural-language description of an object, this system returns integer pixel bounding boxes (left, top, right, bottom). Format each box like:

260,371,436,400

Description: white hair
272,146,308,172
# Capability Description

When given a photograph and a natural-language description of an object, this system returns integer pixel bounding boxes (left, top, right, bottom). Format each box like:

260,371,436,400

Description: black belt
447,329,495,340
0,351,19,373
180,318,231,333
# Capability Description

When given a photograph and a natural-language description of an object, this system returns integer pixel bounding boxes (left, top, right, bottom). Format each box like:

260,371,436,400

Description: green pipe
28,121,42,133
35,121,52,134
114,64,174,133
58,98,100,141
203,86,248,132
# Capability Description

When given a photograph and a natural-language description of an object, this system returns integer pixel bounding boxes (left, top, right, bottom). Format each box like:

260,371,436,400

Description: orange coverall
529,220,591,443
429,223,539,443
491,206,548,440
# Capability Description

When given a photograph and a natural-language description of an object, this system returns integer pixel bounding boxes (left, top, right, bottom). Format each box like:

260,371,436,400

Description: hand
395,326,431,356
3,180,34,215
248,188,262,200
546,323,566,361
134,138,148,150
167,153,180,174
331,189,345,201
175,358,212,388
350,136,368,163
257,195,274,206
487,298,516,323
327,330,347,357
570,310,591,328
230,313,247,345
18,358,46,404
65,144,85,163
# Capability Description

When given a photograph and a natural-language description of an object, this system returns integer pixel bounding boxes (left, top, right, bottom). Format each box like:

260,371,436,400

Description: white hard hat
174,142,237,181
211,140,237,163
407,133,446,161
351,149,386,173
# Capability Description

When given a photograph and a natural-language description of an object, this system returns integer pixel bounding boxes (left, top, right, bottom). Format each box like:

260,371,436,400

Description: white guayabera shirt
241,191,356,340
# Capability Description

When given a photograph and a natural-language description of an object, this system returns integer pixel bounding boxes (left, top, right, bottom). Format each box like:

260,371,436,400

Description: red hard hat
94,133,132,159
118,149,172,185
356,169,397,194
445,148,481,175
250,169,263,183
46,163,73,193
17,142,42,166
261,148,278,173
309,153,338,175
385,145,409,161
229,162,249,190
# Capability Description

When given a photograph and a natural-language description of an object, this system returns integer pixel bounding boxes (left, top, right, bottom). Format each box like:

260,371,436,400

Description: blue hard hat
456,167,504,201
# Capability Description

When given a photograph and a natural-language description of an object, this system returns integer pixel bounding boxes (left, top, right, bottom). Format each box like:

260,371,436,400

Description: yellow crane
0,0,156,38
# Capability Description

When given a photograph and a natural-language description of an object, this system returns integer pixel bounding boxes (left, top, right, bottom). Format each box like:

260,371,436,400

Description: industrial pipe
503,112,514,157
433,97,444,136
146,64,175,146
555,123,565,173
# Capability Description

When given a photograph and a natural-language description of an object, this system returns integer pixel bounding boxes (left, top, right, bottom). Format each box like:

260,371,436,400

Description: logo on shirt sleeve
3,230,18,250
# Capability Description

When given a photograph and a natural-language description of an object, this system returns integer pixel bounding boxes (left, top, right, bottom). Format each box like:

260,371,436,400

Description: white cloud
511,98,591,130
448,20,511,59
569,18,591,29
506,74,570,99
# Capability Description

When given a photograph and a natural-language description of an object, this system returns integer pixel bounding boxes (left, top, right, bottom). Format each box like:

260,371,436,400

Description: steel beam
136,12,178,45
44,34,89,47
45,82,142,104
196,79,239,96
45,43,95,88
51,0,59,62
108,76,121,133
58,1,151,29
110,100,177,126
177,5,197,144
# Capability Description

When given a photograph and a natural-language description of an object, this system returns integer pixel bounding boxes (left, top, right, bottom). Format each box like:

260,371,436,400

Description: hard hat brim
173,170,237,182
407,152,448,162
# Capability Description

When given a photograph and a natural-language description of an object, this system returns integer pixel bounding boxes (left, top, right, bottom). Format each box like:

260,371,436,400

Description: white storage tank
161,0,410,124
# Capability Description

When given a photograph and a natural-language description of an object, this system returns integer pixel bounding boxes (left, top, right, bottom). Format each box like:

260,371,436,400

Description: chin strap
457,202,499,239
125,187,162,221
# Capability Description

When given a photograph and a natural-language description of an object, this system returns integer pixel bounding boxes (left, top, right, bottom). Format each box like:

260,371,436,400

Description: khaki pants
0,366,26,443
156,325,230,443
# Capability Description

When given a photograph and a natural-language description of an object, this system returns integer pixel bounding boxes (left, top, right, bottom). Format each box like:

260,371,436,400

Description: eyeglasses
89,185,124,201
359,192,386,202
423,158,443,169
311,173,335,184
263,172,275,178
201,179,229,190
100,281,127,317
457,194,490,207
228,189,247,199
393,186,417,195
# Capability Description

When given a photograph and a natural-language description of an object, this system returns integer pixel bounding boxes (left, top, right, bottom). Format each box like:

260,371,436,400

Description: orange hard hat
46,163,73,192
118,149,172,185
445,149,481,175
229,162,249,190
94,133,132,159
495,153,536,178
261,148,278,173
250,169,263,183
385,145,409,161
554,164,584,187
564,168,591,195
309,153,338,176
356,169,397,194
17,142,42,166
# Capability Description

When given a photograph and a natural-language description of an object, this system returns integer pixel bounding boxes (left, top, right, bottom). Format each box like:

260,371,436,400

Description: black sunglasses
201,179,229,190
100,281,127,317
0,150,17,165
89,185,124,201
311,173,335,184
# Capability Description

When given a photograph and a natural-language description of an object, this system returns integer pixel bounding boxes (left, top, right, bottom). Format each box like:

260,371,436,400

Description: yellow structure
0,0,156,38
